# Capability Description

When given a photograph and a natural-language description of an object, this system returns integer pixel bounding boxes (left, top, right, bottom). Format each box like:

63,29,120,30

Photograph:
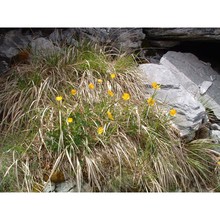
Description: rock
49,29,78,46
43,182,56,192
49,28,145,52
31,37,61,56
199,81,213,95
139,63,206,142
143,28,220,41
211,130,220,145
108,28,145,52
55,180,77,192
160,51,220,120
211,123,220,130
0,30,31,58
0,60,9,75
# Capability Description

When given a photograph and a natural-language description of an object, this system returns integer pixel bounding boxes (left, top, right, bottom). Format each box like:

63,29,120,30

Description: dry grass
0,42,219,192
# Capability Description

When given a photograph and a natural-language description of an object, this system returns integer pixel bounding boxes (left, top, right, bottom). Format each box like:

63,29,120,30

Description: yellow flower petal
122,93,130,101
97,79,103,84
71,89,77,95
97,127,104,135
107,111,114,120
147,97,155,106
67,117,73,123
108,90,114,97
217,161,220,165
151,82,160,90
169,108,177,117
56,96,63,101
89,83,95,90
110,73,116,79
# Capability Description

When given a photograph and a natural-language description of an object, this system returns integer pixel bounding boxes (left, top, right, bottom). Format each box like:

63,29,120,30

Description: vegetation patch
0,42,219,192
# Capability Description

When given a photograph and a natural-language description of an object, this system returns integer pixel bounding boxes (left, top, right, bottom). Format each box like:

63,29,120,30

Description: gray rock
31,37,61,56
0,60,9,75
211,123,220,130
211,130,220,145
49,29,78,46
108,28,145,52
160,52,220,120
143,28,220,41
139,63,206,141
0,30,31,58
55,180,77,192
43,182,56,192
199,81,213,95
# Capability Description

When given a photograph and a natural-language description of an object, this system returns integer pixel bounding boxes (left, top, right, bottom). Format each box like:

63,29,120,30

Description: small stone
43,182,56,192
211,123,220,130
199,81,212,95
211,130,220,143
55,180,77,192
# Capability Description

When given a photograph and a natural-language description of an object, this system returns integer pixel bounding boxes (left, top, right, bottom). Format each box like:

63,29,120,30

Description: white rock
160,51,220,119
43,182,55,192
139,63,206,141
210,131,220,153
199,81,213,95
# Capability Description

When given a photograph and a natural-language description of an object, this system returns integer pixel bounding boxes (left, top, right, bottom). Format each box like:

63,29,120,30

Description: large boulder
160,51,220,120
139,63,206,142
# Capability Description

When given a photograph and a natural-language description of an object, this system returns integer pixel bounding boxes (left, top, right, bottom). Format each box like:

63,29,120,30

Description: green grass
0,42,219,192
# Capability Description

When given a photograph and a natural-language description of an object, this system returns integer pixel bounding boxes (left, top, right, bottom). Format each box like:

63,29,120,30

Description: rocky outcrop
139,51,220,142
143,28,220,41
49,28,145,52
139,63,206,142
160,51,220,120
0,28,145,76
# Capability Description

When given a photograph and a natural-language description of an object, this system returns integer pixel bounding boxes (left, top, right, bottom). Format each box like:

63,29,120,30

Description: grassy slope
0,43,219,192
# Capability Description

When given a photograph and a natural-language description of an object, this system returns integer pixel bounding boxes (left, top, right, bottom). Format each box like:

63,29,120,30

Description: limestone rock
199,81,213,95
211,130,220,142
31,37,61,56
143,28,220,41
160,51,220,120
0,60,9,75
0,30,31,58
43,182,56,192
211,123,220,130
139,63,206,141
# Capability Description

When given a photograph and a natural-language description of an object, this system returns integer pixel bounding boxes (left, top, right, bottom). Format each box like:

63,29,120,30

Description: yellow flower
97,79,103,84
71,89,77,95
122,93,130,101
97,127,104,135
56,96,63,101
107,111,114,120
147,97,155,106
89,83,95,90
217,161,220,166
110,73,116,79
67,117,73,123
169,108,177,117
151,82,160,90
108,90,114,97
